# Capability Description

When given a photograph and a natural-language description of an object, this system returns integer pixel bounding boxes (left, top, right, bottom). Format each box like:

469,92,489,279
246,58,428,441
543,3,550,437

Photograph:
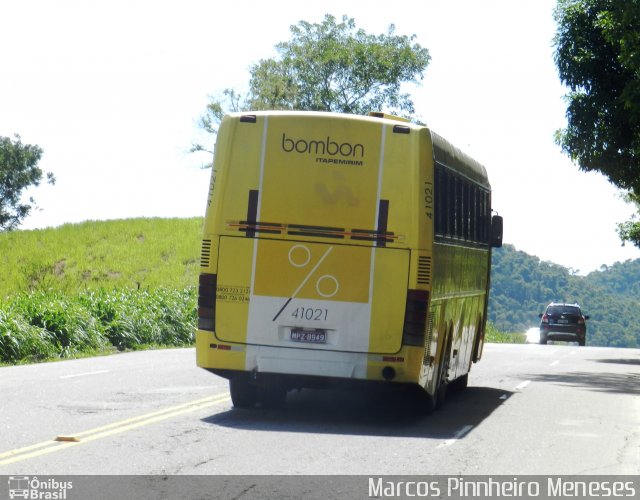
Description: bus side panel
428,243,490,392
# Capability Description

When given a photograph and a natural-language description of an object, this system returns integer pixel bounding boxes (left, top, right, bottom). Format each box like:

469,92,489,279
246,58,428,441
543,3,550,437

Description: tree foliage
553,0,640,246
0,135,55,231
247,15,430,115
192,14,430,165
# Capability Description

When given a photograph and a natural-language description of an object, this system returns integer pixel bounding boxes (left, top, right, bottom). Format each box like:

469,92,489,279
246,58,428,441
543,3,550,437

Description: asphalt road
1,343,639,476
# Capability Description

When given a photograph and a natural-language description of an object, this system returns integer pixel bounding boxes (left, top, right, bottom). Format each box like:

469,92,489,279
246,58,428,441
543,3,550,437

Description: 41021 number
291,307,328,321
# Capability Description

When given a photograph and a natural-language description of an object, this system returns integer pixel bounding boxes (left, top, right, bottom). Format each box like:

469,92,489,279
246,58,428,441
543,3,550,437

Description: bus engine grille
417,256,432,285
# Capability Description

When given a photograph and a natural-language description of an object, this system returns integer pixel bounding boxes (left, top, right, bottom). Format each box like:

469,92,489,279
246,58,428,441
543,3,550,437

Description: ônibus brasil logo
281,133,365,166
8,476,73,499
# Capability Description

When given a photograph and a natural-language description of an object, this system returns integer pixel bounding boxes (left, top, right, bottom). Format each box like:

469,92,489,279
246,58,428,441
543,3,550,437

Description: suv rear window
547,305,581,316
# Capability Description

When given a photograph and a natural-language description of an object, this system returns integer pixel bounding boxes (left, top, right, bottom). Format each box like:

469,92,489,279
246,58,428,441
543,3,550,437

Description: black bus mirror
491,215,503,248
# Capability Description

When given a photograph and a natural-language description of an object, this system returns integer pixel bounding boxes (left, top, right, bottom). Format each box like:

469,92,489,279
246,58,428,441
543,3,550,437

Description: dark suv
538,303,589,346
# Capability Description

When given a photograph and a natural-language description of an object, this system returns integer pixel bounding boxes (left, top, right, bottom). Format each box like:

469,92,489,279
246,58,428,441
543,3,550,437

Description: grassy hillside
0,217,203,297
1,218,203,363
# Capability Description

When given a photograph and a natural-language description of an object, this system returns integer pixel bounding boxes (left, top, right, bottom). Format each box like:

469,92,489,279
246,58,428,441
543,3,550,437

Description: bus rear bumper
197,330,421,386
248,345,367,378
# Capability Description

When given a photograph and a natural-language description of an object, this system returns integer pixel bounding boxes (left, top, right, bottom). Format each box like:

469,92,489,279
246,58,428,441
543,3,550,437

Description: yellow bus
196,111,502,412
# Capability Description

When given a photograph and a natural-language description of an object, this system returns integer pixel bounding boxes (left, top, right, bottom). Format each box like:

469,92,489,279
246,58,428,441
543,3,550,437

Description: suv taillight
577,317,585,325
541,314,549,324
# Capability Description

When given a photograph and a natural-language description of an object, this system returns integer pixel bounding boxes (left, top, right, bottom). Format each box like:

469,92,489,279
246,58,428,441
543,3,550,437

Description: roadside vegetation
0,218,200,365
0,288,195,364
484,323,526,344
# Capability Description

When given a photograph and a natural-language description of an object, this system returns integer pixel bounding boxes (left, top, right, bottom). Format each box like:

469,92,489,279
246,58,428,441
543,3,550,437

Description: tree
616,192,640,245
0,135,55,231
192,14,430,165
553,0,640,246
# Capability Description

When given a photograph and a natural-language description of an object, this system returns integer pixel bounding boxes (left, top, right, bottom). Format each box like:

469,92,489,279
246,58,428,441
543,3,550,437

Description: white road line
59,370,109,379
515,380,531,391
437,425,474,449
549,360,560,367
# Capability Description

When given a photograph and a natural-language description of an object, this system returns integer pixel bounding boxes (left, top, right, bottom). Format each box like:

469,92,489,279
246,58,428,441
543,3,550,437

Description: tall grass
0,218,202,364
0,288,196,364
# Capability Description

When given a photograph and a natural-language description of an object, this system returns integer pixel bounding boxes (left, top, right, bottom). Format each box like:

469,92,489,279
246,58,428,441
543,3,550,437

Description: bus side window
455,176,463,239
483,191,491,244
470,185,477,242
446,171,455,238
463,181,470,241
477,190,487,244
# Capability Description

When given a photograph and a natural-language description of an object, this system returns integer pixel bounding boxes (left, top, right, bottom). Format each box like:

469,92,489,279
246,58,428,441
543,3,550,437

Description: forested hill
489,244,640,348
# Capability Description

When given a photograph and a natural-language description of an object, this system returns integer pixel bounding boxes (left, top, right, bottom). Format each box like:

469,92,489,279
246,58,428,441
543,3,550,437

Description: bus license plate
290,329,327,344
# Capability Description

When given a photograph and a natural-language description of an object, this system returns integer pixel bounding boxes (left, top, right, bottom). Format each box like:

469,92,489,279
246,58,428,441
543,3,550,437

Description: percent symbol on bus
272,244,339,321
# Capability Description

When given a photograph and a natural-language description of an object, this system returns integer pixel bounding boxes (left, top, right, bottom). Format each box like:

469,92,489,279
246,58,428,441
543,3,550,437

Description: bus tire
436,328,453,409
258,386,287,409
230,378,257,409
452,373,468,392
408,385,436,415
436,378,448,409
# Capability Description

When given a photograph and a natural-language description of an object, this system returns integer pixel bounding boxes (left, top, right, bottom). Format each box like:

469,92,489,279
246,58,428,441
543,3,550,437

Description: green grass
0,288,196,364
485,322,527,344
0,218,202,364
0,217,202,298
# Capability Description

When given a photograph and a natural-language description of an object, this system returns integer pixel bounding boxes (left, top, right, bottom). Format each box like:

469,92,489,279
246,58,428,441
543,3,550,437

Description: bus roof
429,131,491,189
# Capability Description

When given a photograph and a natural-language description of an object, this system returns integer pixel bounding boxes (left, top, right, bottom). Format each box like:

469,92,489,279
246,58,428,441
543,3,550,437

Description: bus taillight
198,273,217,331
402,289,429,346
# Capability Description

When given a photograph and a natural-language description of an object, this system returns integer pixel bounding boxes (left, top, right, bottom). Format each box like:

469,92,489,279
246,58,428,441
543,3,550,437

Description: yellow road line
0,393,230,467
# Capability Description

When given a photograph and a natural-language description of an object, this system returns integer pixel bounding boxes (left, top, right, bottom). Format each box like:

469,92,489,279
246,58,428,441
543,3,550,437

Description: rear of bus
196,111,433,407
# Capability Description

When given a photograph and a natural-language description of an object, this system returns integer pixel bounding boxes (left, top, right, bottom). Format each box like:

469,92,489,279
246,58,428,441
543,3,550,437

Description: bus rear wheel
407,385,436,415
258,385,287,409
229,378,257,408
451,373,468,392
435,328,453,409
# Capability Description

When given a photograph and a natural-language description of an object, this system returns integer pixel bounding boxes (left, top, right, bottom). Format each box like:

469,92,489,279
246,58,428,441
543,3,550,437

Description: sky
2,0,639,275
